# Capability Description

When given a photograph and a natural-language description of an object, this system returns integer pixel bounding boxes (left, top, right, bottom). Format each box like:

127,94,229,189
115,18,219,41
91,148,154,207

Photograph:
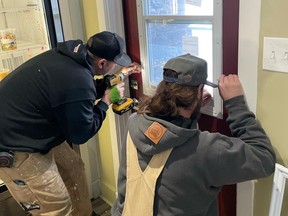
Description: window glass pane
147,21,212,85
51,0,64,42
144,0,213,16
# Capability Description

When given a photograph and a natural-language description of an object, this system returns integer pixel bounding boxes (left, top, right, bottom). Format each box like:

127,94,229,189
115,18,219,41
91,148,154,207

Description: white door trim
101,0,129,191
237,0,261,215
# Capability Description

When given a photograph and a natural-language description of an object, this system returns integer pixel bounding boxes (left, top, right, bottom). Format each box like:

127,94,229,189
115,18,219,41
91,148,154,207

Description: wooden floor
0,185,111,216
92,197,111,216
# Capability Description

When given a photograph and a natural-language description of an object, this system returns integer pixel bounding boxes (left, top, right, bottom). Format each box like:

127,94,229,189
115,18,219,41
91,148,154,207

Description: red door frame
122,1,239,215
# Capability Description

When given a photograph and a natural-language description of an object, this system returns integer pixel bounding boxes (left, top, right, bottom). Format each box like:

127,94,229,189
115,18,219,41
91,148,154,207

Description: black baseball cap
163,54,218,88
87,31,132,67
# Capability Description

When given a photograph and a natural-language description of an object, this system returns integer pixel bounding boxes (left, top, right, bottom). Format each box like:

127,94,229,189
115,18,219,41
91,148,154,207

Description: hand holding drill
102,62,142,114
101,82,125,106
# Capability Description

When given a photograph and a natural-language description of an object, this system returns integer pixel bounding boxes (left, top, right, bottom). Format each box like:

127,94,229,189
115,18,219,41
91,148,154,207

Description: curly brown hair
138,70,200,117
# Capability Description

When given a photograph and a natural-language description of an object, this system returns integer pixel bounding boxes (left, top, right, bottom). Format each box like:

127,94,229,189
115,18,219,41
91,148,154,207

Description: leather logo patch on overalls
144,122,167,145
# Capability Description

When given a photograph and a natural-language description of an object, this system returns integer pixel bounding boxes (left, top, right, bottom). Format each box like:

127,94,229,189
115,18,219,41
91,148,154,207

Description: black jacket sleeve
53,99,109,144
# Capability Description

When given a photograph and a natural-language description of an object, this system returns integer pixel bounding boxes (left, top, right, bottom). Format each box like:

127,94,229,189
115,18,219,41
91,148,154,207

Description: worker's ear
197,84,204,100
98,59,106,69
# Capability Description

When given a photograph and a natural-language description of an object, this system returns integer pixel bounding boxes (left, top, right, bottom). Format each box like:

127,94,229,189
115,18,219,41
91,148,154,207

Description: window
136,0,223,118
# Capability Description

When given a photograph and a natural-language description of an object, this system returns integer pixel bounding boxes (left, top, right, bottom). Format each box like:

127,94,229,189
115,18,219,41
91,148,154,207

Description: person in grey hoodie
0,31,140,216
112,54,276,216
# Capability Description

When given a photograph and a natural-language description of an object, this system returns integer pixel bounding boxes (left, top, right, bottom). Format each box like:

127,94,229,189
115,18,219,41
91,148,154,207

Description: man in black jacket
0,31,138,216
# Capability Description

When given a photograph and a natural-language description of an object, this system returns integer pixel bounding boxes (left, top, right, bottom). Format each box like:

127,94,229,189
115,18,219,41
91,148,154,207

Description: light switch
263,37,288,73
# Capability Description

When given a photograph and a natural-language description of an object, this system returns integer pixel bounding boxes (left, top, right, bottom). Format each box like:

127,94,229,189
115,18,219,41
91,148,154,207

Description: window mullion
143,15,214,22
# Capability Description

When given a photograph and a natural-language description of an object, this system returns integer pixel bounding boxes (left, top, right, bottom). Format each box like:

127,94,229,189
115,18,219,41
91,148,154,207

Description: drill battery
106,72,135,115
112,97,135,115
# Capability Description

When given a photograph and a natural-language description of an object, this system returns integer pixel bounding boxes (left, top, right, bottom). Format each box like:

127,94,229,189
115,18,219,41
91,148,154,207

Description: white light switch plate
263,37,288,73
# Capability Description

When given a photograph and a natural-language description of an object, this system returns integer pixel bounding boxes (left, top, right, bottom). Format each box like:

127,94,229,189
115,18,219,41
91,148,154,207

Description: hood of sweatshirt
56,40,95,74
128,113,200,155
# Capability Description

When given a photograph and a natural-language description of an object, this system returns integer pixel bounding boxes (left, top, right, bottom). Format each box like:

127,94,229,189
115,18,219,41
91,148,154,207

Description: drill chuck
107,73,125,87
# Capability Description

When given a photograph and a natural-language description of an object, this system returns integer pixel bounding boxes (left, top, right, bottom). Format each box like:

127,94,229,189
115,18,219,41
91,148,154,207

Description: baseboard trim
100,181,116,206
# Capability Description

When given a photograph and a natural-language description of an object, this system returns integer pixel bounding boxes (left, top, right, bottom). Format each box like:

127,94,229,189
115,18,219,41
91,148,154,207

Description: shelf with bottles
0,0,40,9
0,0,42,14
0,5,41,13
0,40,48,54
0,0,50,71
0,40,49,71
0,0,50,51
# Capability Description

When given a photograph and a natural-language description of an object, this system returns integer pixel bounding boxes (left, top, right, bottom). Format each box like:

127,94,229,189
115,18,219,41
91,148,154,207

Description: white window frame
136,0,223,118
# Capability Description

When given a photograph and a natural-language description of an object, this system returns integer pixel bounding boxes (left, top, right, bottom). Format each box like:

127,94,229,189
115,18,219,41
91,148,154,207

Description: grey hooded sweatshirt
112,95,276,216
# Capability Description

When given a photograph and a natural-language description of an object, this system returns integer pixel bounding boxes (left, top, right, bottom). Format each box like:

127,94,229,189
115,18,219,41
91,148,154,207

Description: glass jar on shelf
0,28,17,51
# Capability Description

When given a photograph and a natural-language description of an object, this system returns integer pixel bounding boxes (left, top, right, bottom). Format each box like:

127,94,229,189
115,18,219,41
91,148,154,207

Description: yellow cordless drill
106,72,135,115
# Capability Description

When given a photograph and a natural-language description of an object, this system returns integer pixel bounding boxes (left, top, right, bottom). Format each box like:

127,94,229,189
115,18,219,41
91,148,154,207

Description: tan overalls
0,142,92,216
122,132,172,216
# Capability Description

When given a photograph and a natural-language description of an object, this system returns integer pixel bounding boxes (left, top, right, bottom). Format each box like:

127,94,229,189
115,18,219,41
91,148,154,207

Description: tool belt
0,151,14,167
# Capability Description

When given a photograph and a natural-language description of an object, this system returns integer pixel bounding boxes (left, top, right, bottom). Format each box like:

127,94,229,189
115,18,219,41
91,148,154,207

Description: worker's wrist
98,100,109,111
